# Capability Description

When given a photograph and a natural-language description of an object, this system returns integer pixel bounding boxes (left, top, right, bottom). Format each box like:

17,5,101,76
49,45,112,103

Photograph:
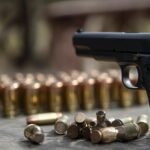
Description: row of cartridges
24,111,149,144
0,69,148,118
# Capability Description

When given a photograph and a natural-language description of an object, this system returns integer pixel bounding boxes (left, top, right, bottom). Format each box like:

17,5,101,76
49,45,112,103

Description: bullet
112,117,133,127
24,124,44,144
78,77,95,110
3,82,19,118
96,110,107,127
100,127,119,143
137,114,149,136
63,79,79,112
91,129,102,143
135,90,148,105
26,112,63,125
74,112,86,126
85,117,97,127
24,82,41,115
67,123,81,139
108,69,120,102
95,74,111,109
82,126,92,140
54,115,69,135
118,81,135,108
49,81,63,112
117,123,140,141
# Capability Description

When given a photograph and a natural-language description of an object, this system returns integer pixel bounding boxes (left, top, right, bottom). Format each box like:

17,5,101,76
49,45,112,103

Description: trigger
120,65,143,89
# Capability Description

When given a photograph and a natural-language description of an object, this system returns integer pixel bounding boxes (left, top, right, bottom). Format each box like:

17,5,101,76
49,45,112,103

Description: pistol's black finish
73,30,150,104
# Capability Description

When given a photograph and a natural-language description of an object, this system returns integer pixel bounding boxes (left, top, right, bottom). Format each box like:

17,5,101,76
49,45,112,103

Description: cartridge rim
91,130,102,144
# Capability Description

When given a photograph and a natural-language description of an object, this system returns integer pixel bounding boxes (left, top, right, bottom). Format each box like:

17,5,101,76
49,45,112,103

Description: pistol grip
120,64,143,89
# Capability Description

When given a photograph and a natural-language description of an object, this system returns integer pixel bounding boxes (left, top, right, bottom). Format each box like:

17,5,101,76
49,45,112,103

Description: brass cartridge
95,73,111,109
117,123,140,141
24,124,44,144
3,82,20,118
54,115,69,135
135,90,148,105
100,127,118,143
118,80,135,108
49,81,63,112
74,112,86,127
78,77,95,110
67,123,81,139
24,82,41,115
91,129,102,144
112,117,133,127
137,114,149,136
108,69,120,102
63,79,79,112
82,126,92,140
96,110,108,127
26,112,63,125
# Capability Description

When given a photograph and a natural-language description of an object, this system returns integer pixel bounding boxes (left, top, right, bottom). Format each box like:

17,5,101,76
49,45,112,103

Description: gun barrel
73,32,150,61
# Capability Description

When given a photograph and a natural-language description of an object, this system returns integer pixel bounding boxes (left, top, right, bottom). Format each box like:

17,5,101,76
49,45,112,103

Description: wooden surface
0,105,150,150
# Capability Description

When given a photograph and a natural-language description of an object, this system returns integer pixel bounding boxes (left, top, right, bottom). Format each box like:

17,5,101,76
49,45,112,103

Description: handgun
73,30,150,104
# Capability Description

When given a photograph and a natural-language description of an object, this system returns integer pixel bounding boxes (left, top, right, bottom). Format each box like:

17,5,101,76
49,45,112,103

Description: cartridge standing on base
95,74,111,109
63,79,79,112
78,77,95,110
117,123,140,141
118,80,135,108
3,82,19,118
49,81,63,112
137,114,149,136
24,124,44,144
25,82,41,115
54,115,69,135
26,112,63,125
112,117,133,127
135,90,148,105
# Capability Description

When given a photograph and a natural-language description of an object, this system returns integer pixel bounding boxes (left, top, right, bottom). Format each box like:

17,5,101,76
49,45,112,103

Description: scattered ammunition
63,79,79,112
74,112,86,127
96,110,108,127
82,126,92,140
26,112,63,125
100,127,118,143
137,114,149,136
67,123,81,139
91,129,102,143
78,77,95,110
54,115,69,135
112,117,133,127
117,123,140,141
85,117,97,127
24,124,44,144
135,90,148,105
49,81,63,112
24,82,40,115
3,82,19,118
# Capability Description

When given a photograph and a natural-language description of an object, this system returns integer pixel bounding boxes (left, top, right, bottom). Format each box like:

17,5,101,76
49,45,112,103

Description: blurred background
1,0,150,73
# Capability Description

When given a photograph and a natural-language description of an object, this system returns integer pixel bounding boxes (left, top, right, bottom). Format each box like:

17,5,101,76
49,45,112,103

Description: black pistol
73,30,150,104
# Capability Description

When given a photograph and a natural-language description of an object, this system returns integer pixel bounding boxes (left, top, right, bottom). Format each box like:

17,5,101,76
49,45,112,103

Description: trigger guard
120,65,143,89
